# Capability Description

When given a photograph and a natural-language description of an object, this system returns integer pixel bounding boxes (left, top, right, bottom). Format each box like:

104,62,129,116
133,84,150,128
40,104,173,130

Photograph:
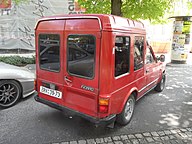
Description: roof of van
35,14,145,32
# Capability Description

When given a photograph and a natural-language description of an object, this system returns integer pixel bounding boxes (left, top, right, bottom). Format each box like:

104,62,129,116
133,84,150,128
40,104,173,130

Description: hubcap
160,76,165,90
124,99,134,121
0,83,18,106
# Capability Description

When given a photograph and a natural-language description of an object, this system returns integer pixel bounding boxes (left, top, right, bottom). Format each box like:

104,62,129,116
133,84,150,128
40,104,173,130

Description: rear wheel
0,80,22,108
155,74,166,92
116,94,135,125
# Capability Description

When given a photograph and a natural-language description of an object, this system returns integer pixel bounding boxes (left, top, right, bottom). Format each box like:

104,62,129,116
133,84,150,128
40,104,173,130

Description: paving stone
60,142,69,144
135,133,143,139
175,139,185,144
120,135,128,140
180,128,187,132
168,135,176,140
175,129,181,133
169,140,179,144
170,130,178,134
164,130,172,135
106,142,114,144
112,136,121,141
122,140,131,144
186,128,192,132
153,137,162,142
104,137,112,143
70,141,78,144
114,141,123,144
130,139,140,144
138,138,148,144
183,139,191,143
160,136,169,141
162,141,172,144
178,132,188,138
146,137,154,143
157,131,165,136
153,142,164,144
95,138,104,143
78,140,86,144
185,131,192,137
143,132,151,137
174,134,182,139
86,139,95,144
127,134,135,139
151,132,159,137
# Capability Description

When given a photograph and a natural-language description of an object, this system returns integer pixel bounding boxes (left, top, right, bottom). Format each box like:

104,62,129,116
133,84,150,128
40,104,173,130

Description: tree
13,0,28,4
1,0,28,5
77,0,174,23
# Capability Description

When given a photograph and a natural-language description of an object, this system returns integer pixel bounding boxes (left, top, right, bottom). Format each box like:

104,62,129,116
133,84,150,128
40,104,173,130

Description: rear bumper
34,95,116,125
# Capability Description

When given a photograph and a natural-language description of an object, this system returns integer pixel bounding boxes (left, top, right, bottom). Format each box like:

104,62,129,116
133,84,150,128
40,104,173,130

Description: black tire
116,94,135,125
0,80,22,109
155,74,166,92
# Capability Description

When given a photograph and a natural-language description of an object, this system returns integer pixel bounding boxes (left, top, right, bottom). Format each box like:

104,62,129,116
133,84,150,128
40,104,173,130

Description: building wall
0,0,83,52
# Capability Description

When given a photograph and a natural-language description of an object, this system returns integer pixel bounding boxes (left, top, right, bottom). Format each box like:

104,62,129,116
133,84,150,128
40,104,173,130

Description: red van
34,14,166,126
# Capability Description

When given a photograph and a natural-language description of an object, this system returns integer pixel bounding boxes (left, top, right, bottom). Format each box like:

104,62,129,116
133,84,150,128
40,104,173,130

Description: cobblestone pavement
52,127,192,144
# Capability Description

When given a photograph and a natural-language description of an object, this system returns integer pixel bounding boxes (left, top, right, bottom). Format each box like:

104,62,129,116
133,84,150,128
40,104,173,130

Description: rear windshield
67,35,95,79
39,34,60,72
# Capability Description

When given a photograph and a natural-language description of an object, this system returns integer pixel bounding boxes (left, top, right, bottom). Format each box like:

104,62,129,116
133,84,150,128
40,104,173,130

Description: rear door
63,18,101,117
36,20,65,106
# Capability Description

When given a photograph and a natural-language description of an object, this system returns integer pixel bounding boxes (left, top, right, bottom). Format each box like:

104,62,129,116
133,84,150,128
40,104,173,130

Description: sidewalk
52,127,192,144
164,53,192,66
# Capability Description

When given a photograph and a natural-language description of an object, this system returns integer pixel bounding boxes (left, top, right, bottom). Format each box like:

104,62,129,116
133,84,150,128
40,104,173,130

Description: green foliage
187,1,192,14
78,0,111,14
122,0,173,23
0,56,35,66
3,0,29,5
77,0,174,23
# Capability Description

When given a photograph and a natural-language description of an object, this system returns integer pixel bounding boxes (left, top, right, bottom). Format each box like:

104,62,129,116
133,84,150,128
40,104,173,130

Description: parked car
0,62,35,108
35,14,166,126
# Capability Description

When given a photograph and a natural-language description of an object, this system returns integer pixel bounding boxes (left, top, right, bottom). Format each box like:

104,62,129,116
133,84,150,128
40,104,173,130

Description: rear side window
67,35,95,79
39,34,60,72
115,36,130,77
134,36,144,71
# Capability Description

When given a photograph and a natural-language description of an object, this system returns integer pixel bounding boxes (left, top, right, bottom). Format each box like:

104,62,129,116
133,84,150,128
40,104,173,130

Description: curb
52,127,192,144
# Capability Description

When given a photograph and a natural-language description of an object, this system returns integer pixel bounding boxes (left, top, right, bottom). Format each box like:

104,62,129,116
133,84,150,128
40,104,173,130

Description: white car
0,62,35,108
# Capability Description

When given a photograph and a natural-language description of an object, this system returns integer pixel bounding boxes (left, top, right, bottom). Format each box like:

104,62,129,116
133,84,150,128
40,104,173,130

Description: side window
67,35,95,79
39,34,60,72
145,46,155,64
115,36,130,77
134,36,144,71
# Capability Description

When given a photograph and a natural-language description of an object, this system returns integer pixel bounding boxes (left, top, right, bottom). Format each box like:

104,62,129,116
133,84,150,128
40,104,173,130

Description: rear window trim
114,35,131,78
67,34,96,80
38,33,61,73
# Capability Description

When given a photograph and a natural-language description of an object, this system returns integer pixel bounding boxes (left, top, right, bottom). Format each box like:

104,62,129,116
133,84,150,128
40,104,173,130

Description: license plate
40,86,62,99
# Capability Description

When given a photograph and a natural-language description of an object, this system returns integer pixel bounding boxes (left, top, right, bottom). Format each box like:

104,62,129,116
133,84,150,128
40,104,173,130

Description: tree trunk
111,0,122,16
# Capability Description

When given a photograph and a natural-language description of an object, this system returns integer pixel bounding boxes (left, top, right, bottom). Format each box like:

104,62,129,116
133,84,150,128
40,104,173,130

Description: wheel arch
118,87,138,114
0,79,23,96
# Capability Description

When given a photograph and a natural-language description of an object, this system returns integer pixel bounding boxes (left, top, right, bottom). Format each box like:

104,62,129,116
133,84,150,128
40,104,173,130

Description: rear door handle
64,76,72,83
146,69,149,73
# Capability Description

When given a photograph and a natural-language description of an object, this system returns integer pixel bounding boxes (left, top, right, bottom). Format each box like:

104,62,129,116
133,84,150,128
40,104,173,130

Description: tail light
99,98,109,113
34,79,37,91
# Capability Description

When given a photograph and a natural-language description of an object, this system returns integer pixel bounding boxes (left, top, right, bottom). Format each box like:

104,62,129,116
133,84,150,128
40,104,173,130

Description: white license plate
40,86,62,99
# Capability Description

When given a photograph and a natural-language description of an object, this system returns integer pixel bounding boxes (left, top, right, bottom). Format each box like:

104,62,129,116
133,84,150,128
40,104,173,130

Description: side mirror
157,55,165,62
